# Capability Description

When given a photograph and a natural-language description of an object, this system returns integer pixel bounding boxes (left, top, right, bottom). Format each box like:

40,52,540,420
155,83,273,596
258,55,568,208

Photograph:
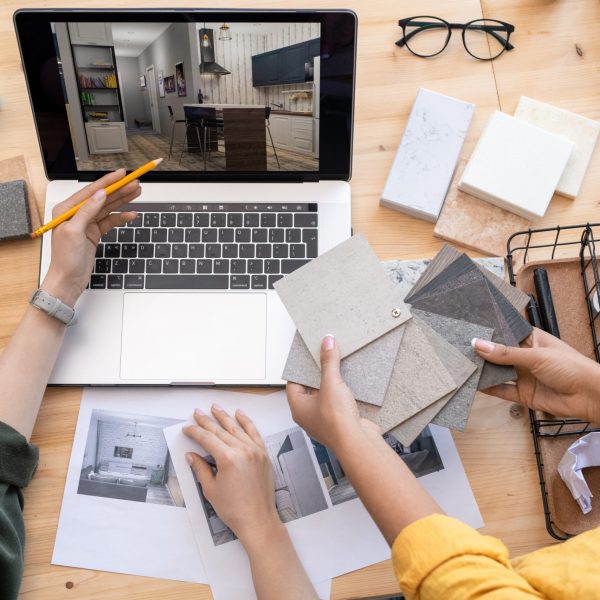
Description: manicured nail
212,403,224,412
236,408,246,417
194,408,204,417
322,334,335,351
471,338,495,352
92,189,106,202
186,453,194,465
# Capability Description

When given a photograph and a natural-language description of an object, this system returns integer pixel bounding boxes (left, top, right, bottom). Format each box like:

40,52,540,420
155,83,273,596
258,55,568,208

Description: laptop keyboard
90,202,318,290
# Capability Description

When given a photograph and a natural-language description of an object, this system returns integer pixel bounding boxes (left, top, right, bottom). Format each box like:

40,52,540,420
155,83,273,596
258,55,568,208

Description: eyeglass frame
396,16,515,61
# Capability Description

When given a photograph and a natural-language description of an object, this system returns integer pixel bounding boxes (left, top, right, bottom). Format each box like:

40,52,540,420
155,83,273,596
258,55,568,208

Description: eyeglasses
396,16,515,61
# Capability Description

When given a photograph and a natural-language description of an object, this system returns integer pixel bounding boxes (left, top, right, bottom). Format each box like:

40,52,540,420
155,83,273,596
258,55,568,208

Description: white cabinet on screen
68,22,114,46
85,122,128,154
268,114,314,156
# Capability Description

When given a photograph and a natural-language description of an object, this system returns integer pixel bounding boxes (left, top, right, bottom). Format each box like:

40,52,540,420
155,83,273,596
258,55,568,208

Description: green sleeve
0,421,39,600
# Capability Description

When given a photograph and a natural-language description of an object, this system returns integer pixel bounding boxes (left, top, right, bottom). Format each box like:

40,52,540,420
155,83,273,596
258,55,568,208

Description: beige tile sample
273,233,410,363
282,325,406,406
357,318,457,432
434,160,531,257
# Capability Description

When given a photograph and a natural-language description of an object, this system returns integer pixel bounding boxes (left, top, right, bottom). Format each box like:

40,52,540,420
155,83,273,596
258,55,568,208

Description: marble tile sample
273,234,410,363
388,315,478,445
514,97,600,199
459,111,574,220
380,88,474,222
434,159,531,256
358,318,457,431
282,325,405,407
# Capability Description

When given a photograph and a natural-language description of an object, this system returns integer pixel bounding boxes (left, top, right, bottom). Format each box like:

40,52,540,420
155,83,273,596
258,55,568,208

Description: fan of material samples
275,236,532,445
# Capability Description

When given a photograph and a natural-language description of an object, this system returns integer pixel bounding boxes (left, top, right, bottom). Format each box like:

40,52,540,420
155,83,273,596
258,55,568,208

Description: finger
193,408,242,447
479,383,522,404
210,404,253,444
320,334,343,386
186,452,215,492
286,382,317,426
183,424,231,461
471,338,539,370
69,188,107,229
97,211,138,236
52,170,125,217
235,409,265,448
98,180,141,217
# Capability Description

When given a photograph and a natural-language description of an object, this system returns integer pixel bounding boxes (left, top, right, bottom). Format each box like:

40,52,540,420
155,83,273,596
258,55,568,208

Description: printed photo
175,61,186,96
196,427,328,546
313,427,444,506
164,75,175,93
78,409,186,507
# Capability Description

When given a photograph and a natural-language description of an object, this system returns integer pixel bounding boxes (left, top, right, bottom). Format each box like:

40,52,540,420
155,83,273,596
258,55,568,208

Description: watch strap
30,289,76,326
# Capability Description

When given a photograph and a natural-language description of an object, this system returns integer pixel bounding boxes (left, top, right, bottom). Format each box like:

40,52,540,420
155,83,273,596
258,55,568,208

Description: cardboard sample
357,318,457,431
380,88,474,222
273,234,410,363
282,325,405,407
459,111,573,220
514,96,600,199
434,159,531,256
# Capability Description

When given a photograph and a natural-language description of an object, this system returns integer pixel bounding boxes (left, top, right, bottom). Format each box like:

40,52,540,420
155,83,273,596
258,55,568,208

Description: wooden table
0,0,599,598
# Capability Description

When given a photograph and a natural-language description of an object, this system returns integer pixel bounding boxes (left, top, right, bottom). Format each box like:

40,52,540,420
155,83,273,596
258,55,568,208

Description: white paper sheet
164,390,483,600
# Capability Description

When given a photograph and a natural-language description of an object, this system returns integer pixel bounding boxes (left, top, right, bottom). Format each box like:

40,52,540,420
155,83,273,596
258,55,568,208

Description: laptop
14,9,356,386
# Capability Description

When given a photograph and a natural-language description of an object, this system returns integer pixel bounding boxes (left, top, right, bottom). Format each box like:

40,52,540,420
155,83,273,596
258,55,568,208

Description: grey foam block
273,233,411,363
281,324,405,406
0,180,31,241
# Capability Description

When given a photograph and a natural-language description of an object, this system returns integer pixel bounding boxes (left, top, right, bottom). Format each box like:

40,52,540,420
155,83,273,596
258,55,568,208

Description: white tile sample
459,111,574,220
514,96,600,199
380,88,475,222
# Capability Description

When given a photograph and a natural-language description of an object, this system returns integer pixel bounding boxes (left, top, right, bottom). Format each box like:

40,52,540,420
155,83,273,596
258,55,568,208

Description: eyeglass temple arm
396,21,514,51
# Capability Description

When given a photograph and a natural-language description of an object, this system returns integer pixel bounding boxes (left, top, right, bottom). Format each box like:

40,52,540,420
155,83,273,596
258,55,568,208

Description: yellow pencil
31,158,163,238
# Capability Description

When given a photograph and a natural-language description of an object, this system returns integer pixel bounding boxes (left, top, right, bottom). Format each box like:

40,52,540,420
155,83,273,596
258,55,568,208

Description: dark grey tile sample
412,309,494,430
0,180,30,240
281,325,405,406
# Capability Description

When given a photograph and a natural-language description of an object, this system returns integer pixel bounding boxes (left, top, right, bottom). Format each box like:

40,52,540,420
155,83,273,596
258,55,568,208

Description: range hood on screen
199,29,231,75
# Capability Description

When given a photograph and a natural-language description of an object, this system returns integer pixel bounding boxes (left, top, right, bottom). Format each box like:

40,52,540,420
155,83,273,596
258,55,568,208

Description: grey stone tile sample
358,318,457,431
0,180,30,241
273,233,410,363
388,316,477,445
281,325,406,406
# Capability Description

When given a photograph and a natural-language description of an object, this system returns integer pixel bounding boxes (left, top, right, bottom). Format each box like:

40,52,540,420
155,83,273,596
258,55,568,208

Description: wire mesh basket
507,223,600,540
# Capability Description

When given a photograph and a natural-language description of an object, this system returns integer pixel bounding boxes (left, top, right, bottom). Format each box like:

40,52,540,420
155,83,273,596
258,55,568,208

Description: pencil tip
154,158,163,165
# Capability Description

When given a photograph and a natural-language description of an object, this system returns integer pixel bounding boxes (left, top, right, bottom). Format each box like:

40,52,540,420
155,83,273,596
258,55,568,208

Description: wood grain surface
0,0,598,598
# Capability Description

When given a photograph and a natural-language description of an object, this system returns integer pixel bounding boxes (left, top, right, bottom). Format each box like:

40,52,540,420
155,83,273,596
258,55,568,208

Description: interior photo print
51,21,321,172
196,426,328,546
312,427,444,506
78,409,186,507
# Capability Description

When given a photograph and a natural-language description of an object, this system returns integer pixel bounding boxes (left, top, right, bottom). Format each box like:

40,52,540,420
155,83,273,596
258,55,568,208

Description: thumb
70,188,106,228
320,334,343,385
472,338,537,370
186,452,215,493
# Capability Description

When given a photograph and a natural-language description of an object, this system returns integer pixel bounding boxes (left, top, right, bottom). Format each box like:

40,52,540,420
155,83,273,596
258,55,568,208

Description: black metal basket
506,223,600,540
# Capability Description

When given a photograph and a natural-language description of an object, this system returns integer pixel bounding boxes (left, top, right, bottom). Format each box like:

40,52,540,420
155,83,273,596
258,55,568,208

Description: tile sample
434,159,531,256
273,234,410,363
282,325,405,407
380,88,474,222
388,316,477,445
0,180,30,241
514,96,600,199
459,111,574,220
358,319,457,431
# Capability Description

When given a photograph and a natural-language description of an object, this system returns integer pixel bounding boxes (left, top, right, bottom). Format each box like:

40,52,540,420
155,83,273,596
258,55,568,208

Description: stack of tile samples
274,236,532,445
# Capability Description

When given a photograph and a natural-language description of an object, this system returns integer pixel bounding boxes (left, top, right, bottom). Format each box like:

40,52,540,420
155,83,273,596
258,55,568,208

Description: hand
286,335,381,452
41,170,141,307
184,405,281,548
474,327,600,424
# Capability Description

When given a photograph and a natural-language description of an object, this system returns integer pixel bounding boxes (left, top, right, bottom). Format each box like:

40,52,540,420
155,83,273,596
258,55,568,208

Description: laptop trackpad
120,292,267,381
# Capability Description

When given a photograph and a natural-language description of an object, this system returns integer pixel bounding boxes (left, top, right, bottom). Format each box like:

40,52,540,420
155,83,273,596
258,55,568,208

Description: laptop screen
15,11,356,182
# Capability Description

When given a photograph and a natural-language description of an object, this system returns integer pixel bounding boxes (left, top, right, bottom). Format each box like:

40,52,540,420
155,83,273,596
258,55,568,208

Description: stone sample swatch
357,318,457,432
514,96,600,199
0,180,30,241
380,88,474,222
434,159,531,256
273,234,410,363
282,324,405,406
459,111,573,220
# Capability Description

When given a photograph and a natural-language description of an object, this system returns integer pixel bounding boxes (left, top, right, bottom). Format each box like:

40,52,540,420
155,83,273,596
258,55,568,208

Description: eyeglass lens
463,19,509,59
403,17,450,57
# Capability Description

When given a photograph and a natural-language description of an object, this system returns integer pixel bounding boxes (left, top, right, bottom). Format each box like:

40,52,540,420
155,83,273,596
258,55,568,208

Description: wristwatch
30,289,76,326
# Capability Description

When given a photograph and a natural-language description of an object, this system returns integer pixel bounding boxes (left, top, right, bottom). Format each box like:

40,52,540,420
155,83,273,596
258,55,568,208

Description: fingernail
322,334,335,351
194,408,204,417
236,408,246,417
185,453,194,465
212,403,223,412
92,189,106,202
472,338,495,352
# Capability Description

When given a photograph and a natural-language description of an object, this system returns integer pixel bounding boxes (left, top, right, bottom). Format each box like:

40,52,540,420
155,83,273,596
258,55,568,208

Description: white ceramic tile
459,111,573,220
514,96,600,199
380,88,474,222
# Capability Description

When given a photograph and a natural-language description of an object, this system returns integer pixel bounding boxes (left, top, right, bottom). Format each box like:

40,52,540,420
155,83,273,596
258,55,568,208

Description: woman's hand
474,327,600,424
41,169,141,307
183,405,281,547
286,335,381,453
